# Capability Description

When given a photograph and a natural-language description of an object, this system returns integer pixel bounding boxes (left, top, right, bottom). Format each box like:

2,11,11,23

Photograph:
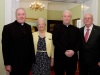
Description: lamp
30,0,45,11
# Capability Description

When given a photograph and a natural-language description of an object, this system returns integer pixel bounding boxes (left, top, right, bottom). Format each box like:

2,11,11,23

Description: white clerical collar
21,23,24,26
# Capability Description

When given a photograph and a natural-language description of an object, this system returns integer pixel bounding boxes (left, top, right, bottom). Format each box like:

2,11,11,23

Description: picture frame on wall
26,18,37,27
47,20,62,33
26,18,38,32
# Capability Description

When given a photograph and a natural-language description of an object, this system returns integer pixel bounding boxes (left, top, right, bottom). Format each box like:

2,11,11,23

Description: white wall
0,0,5,75
0,0,20,75
5,0,19,25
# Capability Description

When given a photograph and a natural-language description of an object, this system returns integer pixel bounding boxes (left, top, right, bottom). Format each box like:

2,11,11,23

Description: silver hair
63,10,72,17
36,18,46,26
84,13,93,19
15,8,26,15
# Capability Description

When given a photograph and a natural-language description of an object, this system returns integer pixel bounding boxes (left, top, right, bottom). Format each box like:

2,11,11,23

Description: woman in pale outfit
32,18,54,75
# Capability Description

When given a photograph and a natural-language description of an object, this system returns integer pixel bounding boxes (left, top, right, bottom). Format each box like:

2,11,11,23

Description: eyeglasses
84,18,92,20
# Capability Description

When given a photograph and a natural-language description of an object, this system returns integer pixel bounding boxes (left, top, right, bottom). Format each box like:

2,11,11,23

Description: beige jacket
32,31,54,58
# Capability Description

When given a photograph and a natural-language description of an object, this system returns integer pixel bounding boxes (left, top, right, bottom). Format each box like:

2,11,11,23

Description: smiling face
37,18,46,32
83,13,93,28
16,8,26,24
62,10,72,25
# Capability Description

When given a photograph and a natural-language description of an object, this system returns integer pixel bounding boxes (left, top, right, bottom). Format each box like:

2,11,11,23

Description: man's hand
98,62,100,67
5,65,12,72
65,50,75,57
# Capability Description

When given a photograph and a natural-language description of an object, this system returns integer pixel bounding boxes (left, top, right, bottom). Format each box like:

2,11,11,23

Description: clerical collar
21,23,24,26
63,24,70,27
66,25,69,27
65,24,70,27
15,20,25,26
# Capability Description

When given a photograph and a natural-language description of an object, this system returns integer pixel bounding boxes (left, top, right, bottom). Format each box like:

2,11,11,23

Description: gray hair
36,18,46,26
15,8,26,15
84,13,93,19
63,10,72,17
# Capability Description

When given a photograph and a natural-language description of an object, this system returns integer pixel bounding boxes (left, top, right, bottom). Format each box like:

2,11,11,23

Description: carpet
50,71,79,75
50,68,79,75
29,69,79,75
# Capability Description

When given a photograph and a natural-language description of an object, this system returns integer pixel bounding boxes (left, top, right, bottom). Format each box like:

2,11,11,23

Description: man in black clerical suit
2,8,35,75
52,10,81,75
79,13,100,75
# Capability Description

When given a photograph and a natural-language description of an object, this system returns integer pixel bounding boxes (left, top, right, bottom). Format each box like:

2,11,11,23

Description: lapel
87,25,96,43
45,32,49,50
14,21,27,37
34,32,39,52
34,31,49,51
81,27,86,43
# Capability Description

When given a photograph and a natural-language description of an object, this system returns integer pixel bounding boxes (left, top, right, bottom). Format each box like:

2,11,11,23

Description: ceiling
20,0,88,3
20,0,89,10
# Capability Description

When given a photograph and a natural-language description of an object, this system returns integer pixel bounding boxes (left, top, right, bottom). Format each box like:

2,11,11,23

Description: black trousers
80,63,100,75
54,59,77,75
10,64,31,75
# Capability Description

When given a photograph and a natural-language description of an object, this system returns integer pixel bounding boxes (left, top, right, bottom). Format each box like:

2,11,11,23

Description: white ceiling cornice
20,1,80,10
20,0,88,3
19,0,88,10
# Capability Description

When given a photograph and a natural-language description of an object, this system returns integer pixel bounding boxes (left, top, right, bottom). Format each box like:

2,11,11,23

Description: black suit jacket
2,20,35,70
80,25,100,65
52,24,81,63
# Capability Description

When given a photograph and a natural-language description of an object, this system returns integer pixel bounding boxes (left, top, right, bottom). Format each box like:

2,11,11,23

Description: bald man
2,8,35,75
79,13,100,75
